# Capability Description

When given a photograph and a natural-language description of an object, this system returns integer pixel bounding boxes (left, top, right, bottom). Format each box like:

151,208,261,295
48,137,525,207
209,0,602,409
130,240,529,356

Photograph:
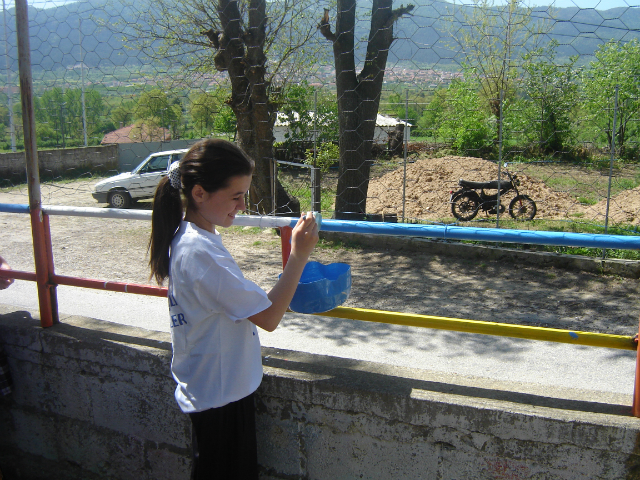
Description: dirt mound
575,185,640,226
367,156,577,221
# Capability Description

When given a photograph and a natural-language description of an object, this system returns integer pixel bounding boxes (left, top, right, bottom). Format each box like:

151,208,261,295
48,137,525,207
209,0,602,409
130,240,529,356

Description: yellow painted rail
315,306,637,351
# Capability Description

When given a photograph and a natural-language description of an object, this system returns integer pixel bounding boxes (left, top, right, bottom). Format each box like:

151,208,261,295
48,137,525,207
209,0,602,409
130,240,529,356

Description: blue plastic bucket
286,261,351,314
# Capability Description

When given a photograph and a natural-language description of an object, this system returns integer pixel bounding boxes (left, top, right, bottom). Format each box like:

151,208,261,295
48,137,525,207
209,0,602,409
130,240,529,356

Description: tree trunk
388,123,405,157
204,0,300,216
320,0,413,219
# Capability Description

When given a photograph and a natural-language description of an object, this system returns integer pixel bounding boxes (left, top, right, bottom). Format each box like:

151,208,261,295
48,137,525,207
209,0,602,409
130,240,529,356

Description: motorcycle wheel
451,192,480,221
508,195,537,220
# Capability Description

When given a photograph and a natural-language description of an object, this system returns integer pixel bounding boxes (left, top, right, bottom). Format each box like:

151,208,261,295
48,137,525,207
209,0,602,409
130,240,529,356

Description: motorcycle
450,170,537,221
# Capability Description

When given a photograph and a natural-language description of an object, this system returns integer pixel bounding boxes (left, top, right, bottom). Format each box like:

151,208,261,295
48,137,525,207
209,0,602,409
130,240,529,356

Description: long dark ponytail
148,139,255,284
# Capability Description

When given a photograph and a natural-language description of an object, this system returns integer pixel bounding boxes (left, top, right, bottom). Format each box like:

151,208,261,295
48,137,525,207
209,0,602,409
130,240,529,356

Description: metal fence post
402,89,409,222
279,226,292,269
16,0,58,327
271,157,277,215
602,85,619,261
496,90,504,228
311,167,321,213
2,0,16,152
312,89,321,212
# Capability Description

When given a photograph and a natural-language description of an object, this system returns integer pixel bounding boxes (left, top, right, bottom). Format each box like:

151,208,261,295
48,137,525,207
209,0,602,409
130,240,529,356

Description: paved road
1,280,636,399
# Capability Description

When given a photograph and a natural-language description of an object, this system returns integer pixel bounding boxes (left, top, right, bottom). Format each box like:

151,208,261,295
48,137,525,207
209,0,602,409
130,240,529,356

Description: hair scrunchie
168,161,182,190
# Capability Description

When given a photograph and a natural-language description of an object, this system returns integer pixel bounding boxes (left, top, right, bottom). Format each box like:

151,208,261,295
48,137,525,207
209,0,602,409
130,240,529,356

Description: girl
148,139,319,479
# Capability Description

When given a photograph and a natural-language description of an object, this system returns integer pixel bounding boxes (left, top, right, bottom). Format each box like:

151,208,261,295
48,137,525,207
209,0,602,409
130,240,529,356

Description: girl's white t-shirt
168,221,272,413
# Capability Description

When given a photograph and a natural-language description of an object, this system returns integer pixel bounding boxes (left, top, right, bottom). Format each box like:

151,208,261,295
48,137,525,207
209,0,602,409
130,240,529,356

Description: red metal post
279,226,292,269
42,213,59,324
53,275,168,297
0,269,36,282
16,0,56,327
30,208,57,327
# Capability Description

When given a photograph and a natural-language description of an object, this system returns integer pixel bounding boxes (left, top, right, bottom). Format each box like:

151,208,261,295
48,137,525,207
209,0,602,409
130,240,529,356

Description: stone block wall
1,306,640,480
0,145,119,182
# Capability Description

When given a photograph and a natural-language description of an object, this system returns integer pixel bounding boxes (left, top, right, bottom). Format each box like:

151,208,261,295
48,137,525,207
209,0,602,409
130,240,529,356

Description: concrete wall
2,305,640,480
116,140,197,172
0,140,199,182
0,145,119,181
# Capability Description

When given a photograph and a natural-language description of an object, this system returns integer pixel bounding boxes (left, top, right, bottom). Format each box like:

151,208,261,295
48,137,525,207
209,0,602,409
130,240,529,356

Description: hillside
0,0,639,74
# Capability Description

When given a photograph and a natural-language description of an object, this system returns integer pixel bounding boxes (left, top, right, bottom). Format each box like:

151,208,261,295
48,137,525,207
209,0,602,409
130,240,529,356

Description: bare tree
446,0,549,121
118,0,319,214
319,0,413,219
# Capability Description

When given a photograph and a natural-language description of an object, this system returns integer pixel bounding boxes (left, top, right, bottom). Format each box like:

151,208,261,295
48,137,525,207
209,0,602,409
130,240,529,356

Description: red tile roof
101,123,171,144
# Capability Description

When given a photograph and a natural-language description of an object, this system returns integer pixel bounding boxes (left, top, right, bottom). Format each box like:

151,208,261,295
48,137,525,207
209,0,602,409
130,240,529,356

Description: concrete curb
320,231,640,279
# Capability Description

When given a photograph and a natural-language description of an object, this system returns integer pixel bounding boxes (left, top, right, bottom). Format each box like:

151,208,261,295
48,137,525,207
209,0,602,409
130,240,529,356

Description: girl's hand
290,212,319,261
248,212,318,332
0,255,14,290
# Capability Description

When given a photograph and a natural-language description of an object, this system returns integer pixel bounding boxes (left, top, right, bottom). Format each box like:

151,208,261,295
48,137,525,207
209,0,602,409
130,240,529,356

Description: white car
92,149,188,208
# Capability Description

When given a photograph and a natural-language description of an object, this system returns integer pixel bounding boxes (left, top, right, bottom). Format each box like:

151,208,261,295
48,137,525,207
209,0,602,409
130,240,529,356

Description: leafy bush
304,143,339,172
437,79,494,155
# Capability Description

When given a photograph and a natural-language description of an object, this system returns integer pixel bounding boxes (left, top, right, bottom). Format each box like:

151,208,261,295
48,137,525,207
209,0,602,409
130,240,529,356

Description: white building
273,112,411,144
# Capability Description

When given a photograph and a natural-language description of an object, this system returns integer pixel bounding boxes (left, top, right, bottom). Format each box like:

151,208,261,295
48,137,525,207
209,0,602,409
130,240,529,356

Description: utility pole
3,0,16,151
79,18,87,146
59,102,66,148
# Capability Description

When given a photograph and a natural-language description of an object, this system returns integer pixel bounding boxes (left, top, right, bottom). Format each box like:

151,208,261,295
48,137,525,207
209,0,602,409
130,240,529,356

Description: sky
532,0,639,7
448,0,640,8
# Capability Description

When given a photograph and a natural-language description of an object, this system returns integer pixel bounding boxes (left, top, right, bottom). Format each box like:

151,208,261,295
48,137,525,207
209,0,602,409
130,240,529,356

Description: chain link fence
1,0,640,237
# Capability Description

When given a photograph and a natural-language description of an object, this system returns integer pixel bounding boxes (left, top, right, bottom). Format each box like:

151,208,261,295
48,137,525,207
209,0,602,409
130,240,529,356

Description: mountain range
1,0,639,76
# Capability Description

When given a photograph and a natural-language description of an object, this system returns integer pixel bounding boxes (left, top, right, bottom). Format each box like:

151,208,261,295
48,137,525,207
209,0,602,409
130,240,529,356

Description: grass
517,162,640,205
1,170,110,190
278,169,337,215
451,218,640,260
316,238,362,251
227,226,265,235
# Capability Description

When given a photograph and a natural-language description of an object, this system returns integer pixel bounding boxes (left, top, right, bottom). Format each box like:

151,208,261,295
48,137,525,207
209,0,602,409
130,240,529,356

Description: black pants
188,393,259,480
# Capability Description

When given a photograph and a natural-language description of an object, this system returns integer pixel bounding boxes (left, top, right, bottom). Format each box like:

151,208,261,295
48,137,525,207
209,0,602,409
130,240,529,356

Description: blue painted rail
2,203,639,250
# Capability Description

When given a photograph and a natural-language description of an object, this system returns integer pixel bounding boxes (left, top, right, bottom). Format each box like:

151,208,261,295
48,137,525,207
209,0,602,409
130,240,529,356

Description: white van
92,149,188,208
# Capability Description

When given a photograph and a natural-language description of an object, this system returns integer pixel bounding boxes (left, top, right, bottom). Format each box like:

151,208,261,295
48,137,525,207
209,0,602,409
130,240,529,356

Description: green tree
189,91,220,136
84,90,109,143
583,39,640,158
417,88,448,141
386,92,419,130
62,89,107,146
517,42,579,156
35,88,65,147
111,100,136,129
189,88,237,137
35,123,59,148
0,102,8,149
438,78,494,155
277,82,338,145
135,89,181,133
304,142,339,173
278,82,314,144
213,106,237,136
63,89,85,144
34,88,107,147
120,0,320,214
446,0,548,125
0,102,8,129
